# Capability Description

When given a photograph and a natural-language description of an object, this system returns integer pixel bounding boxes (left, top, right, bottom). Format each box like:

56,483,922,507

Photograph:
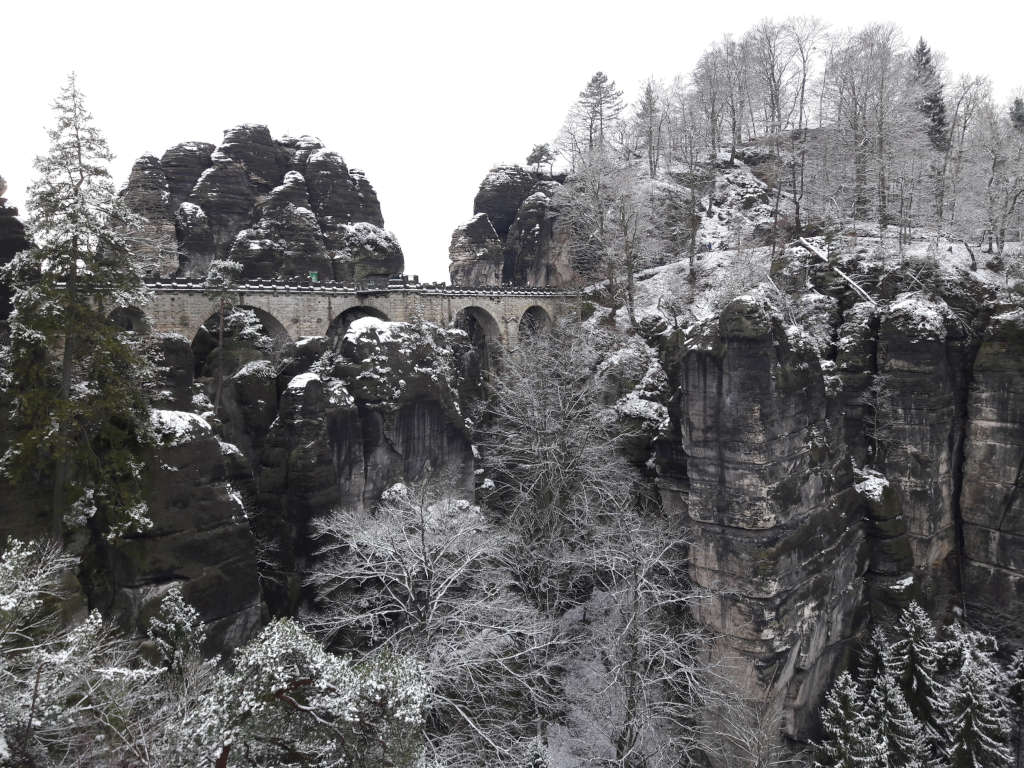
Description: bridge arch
518,305,552,338
454,305,501,374
192,305,292,377
327,306,390,349
109,306,150,334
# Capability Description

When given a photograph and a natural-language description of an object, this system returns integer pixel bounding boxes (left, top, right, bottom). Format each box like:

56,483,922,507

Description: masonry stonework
143,281,578,347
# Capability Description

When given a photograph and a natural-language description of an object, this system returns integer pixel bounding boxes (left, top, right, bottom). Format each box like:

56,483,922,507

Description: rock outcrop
619,229,1024,745
450,165,573,288
473,165,537,240
189,318,475,617
119,155,179,276
104,409,263,652
659,293,865,738
448,213,502,286
960,309,1024,646
121,125,402,280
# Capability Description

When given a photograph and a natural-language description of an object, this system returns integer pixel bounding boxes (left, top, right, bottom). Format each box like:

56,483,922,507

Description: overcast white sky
3,0,1021,281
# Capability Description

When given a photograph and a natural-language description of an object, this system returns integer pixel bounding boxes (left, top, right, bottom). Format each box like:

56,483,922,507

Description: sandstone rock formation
448,213,502,286
658,293,865,738
450,165,573,288
121,125,402,281
106,407,263,652
960,309,1024,646
614,235,1024,744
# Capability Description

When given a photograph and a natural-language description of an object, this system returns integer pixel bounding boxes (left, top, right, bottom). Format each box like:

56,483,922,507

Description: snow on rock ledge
150,409,213,447
884,292,951,342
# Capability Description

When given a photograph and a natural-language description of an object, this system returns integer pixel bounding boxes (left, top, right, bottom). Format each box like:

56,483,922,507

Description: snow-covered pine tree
147,584,207,675
858,626,896,691
814,671,884,768
911,38,949,152
864,673,926,768
1008,650,1024,768
940,658,1013,768
891,603,944,729
1,73,151,540
938,623,1003,681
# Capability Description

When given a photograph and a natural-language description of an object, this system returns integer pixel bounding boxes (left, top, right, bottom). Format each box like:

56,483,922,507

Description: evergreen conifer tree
814,671,884,768
1007,650,1024,768
865,674,926,768
891,603,944,729
1010,98,1024,133
859,626,896,691
577,72,624,152
911,39,949,152
526,143,554,175
940,659,1012,768
1,73,151,539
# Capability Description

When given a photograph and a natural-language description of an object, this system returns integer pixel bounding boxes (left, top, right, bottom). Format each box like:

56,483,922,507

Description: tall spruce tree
941,659,1013,768
0,74,151,539
865,674,926,768
814,671,884,768
891,603,944,730
911,39,949,152
858,626,896,690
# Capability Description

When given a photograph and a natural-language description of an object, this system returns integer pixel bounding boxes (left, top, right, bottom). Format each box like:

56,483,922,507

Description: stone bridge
138,277,580,348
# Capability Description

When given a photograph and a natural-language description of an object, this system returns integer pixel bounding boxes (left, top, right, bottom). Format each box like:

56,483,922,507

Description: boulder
328,222,404,281
305,149,384,230
187,159,255,259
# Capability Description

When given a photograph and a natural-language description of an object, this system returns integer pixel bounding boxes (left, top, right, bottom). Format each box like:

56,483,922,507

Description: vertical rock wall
663,294,866,738
960,309,1024,644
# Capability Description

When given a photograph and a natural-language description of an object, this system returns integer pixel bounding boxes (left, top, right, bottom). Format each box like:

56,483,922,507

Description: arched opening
454,306,501,385
109,306,150,334
518,305,552,338
192,305,291,380
326,306,390,350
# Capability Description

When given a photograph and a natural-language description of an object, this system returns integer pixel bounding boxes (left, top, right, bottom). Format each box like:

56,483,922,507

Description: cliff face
120,125,402,280
613,237,1023,741
960,310,1024,641
659,294,866,738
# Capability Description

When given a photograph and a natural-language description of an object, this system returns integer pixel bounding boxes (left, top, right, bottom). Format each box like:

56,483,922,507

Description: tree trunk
51,251,78,540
